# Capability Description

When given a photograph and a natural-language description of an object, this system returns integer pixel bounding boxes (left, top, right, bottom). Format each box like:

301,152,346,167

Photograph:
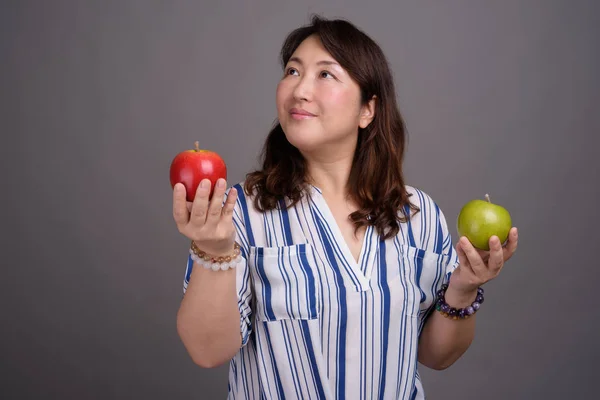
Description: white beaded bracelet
189,241,243,271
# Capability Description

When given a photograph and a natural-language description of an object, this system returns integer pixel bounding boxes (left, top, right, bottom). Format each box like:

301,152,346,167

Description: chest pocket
248,243,320,322
389,244,451,318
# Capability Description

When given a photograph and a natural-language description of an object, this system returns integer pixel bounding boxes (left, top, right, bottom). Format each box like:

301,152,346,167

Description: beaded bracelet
435,284,484,320
189,241,243,271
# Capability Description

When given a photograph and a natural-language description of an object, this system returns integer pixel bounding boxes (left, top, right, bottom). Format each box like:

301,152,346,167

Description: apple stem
485,194,491,203
194,141,200,151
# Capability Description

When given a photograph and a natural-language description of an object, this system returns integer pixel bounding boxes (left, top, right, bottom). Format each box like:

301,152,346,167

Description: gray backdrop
3,1,599,399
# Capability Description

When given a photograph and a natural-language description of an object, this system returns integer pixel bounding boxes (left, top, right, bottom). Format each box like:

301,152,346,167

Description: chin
282,128,321,154
285,136,320,153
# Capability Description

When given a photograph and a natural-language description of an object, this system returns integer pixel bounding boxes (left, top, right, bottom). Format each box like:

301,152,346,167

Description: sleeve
438,205,460,286
418,204,460,333
182,186,254,347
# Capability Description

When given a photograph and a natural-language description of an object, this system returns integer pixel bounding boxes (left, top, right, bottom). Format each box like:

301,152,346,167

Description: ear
359,95,377,129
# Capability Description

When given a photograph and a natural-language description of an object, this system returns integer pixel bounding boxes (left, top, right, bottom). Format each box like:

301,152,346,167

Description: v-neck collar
308,185,378,291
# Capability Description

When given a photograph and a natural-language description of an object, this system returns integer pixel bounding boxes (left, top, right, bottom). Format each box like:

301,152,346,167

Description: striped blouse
183,183,459,399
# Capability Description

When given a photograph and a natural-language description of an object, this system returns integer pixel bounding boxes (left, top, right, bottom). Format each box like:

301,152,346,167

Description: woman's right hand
173,178,238,256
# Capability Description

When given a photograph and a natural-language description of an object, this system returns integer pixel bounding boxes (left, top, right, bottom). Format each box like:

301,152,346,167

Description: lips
289,108,316,117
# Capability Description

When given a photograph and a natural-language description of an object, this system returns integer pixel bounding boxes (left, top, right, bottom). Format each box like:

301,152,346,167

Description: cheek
322,87,360,118
276,81,290,111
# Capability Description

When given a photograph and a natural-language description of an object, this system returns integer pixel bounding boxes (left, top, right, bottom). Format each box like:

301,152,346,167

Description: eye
320,71,335,79
285,67,299,76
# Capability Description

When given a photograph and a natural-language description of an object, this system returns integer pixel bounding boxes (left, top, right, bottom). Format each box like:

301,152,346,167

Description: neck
304,150,354,199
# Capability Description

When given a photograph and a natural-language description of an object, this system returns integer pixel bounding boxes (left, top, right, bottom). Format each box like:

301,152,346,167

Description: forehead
288,35,335,63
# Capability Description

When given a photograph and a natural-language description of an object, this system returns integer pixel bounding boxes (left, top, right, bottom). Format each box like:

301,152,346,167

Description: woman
173,15,518,399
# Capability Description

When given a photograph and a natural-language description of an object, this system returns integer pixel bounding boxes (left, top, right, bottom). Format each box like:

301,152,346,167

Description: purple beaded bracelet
435,284,484,319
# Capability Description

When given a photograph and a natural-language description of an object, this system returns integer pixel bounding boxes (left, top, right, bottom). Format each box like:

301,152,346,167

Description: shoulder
230,180,310,210
400,184,453,253
229,180,254,209
404,184,447,221
404,184,438,211
228,180,285,215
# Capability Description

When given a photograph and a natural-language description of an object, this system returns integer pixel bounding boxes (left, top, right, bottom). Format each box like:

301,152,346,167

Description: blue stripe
416,190,429,246
394,237,409,399
264,211,274,247
370,277,376,397
434,204,444,254
361,225,374,275
240,350,250,399
254,329,274,398
404,204,416,247
279,202,300,319
310,197,362,288
279,199,294,246
248,340,260,399
309,206,335,369
300,320,327,399
262,324,286,399
281,322,302,397
360,289,366,399
410,384,418,400
231,358,237,386
299,202,331,362
255,248,276,321
185,254,193,283
415,249,426,303
287,250,303,321
288,324,312,396
315,218,347,399
233,217,250,259
235,183,255,247
401,251,418,400
298,248,318,319
377,239,391,400
281,247,296,320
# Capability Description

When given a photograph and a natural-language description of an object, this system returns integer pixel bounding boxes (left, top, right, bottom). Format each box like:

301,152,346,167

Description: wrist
190,241,242,272
435,283,485,320
192,241,236,257
443,285,478,308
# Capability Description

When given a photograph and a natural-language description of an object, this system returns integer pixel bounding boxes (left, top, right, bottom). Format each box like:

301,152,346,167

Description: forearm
177,263,242,368
418,287,478,370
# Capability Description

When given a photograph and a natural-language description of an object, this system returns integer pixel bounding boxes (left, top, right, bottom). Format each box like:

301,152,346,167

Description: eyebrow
287,56,340,67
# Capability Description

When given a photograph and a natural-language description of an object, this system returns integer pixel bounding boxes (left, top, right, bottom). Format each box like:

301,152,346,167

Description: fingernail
217,178,225,188
200,179,209,189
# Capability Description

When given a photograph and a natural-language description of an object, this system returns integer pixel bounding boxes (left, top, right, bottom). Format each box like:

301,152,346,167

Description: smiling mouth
290,113,315,120
289,108,317,120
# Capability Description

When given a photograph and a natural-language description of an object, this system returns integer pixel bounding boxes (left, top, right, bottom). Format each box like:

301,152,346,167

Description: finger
189,179,211,227
206,178,228,225
488,235,504,273
221,186,238,221
503,227,519,261
455,241,475,275
173,183,190,229
475,249,490,264
459,236,487,275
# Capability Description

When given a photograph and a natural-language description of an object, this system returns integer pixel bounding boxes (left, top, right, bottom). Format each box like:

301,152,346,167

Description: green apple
457,194,512,251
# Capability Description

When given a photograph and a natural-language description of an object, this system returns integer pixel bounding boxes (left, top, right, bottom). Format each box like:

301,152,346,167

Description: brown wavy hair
244,15,418,240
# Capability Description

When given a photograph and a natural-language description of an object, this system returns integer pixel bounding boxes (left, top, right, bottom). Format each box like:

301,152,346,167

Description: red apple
169,141,227,202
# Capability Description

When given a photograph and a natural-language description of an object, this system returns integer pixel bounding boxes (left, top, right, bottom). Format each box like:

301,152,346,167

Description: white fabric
183,184,459,399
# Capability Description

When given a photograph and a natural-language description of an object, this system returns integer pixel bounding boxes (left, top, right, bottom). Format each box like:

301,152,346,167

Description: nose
292,75,314,102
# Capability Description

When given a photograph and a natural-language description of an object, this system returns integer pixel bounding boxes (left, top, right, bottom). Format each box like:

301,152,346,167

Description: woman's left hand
448,227,519,296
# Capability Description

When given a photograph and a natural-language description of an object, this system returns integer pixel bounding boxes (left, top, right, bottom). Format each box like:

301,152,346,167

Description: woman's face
276,35,375,156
